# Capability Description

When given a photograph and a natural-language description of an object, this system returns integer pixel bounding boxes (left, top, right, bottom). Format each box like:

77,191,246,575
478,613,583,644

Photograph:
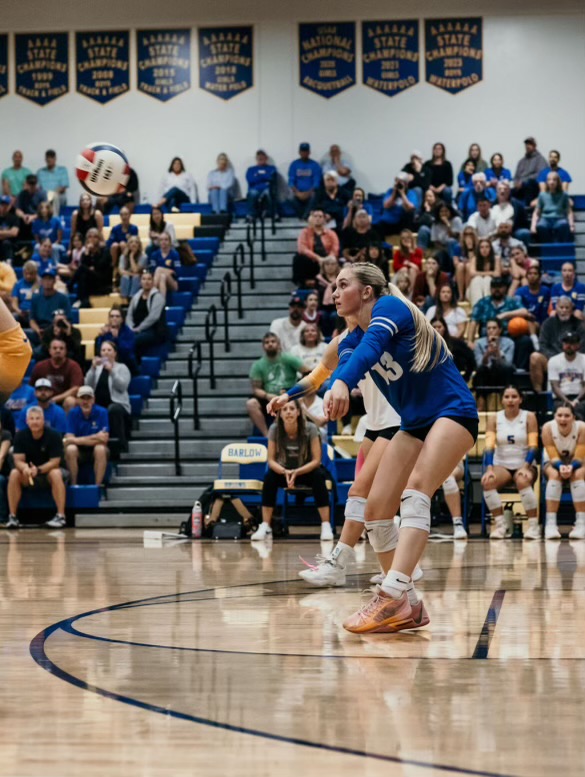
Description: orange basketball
507,317,529,337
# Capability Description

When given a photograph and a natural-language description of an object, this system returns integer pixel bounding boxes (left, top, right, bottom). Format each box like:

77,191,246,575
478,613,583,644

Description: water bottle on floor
191,500,203,539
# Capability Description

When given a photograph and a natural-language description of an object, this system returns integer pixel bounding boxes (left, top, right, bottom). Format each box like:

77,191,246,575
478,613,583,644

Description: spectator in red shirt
29,336,83,412
412,255,450,311
392,229,423,288
293,209,339,288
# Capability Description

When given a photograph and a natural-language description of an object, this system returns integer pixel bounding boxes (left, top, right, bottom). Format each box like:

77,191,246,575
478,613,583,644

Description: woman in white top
425,284,467,338
541,403,585,540
481,386,539,539
207,153,235,214
156,157,198,211
290,323,326,372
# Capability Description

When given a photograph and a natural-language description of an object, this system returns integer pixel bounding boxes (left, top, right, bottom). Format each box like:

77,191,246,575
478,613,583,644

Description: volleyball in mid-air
75,142,130,197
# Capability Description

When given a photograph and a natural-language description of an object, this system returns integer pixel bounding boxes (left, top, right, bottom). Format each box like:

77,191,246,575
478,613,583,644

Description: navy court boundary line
472,590,506,659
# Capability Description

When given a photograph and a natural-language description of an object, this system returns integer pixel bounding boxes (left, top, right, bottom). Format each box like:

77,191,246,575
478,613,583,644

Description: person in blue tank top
326,263,478,634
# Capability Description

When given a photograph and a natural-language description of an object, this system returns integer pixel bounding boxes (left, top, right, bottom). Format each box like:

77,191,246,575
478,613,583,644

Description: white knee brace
484,490,502,512
442,476,459,495
364,519,399,552
570,479,585,503
519,486,538,512
345,496,366,524
399,489,431,533
545,479,563,502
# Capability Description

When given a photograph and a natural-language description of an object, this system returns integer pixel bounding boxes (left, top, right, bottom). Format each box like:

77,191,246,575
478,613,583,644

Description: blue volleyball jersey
333,296,478,429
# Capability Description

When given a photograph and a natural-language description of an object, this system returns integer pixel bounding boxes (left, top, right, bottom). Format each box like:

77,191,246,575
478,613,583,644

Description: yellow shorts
0,325,32,403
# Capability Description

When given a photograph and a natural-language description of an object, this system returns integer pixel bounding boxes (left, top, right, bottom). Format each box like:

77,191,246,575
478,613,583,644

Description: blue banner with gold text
0,35,7,98
15,33,68,105
76,31,129,104
299,22,355,99
425,18,482,94
198,26,253,100
362,20,419,97
137,29,191,102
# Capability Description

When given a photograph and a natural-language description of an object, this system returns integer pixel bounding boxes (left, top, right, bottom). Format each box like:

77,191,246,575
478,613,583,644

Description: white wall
1,0,584,203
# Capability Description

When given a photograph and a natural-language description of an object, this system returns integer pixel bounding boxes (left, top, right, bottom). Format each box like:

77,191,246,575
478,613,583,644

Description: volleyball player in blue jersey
326,263,478,633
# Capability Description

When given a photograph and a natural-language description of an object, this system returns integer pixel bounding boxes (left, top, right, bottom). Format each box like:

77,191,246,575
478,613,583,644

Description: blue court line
472,590,506,659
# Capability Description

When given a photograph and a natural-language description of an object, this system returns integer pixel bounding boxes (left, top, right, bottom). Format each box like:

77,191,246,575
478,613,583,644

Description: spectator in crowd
15,377,67,434
37,309,83,364
460,173,496,221
430,317,475,381
36,150,69,215
506,244,536,297
363,244,391,281
62,232,85,281
341,208,377,262
414,188,437,236
0,416,12,525
380,172,419,235
293,209,339,288
412,255,449,310
0,195,20,261
270,296,306,353
246,150,277,221
302,291,323,329
463,143,487,173
548,331,585,418
492,221,526,267
515,263,550,328
126,270,166,360
530,297,585,392
70,193,104,245
288,143,322,218
15,175,46,240
316,256,341,335
65,385,110,486
472,318,516,408
2,150,32,198
290,323,326,371
11,260,39,326
467,239,502,306
156,157,198,211
118,235,148,301
29,268,71,340
393,269,412,300
456,158,476,200
150,232,180,299
207,153,235,214
531,171,574,244
97,167,139,215
453,226,478,300
485,152,512,188
342,187,374,228
402,149,431,196
29,337,84,412
466,196,497,239
85,341,131,452
31,238,58,277
320,144,354,192
73,229,112,307
423,142,453,202
148,206,178,255
32,201,64,261
419,201,463,255
392,229,423,288
425,284,468,338
550,262,585,318
512,136,547,204
95,307,136,373
490,180,531,244
310,171,350,231
3,382,35,415
538,150,572,193
6,405,66,529
107,206,139,271
0,259,16,306
246,332,305,437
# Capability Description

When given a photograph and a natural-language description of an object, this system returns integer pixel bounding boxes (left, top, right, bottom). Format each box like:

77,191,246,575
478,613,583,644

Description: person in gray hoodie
84,340,131,452
125,270,166,360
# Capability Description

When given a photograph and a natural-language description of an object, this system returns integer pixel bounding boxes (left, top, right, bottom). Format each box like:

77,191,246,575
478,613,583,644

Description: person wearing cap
288,143,322,219
537,150,572,194
270,296,307,353
512,137,547,204
549,262,585,319
0,195,20,262
1,150,32,198
320,144,354,192
36,150,69,215
380,172,420,236
29,267,71,340
401,150,431,195
29,337,84,412
64,386,110,487
531,296,585,392
309,170,350,232
15,378,67,434
548,332,585,419
246,150,277,221
459,172,496,221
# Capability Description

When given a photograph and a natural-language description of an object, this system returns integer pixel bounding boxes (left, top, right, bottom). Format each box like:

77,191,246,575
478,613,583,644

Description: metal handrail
187,341,202,430
220,272,232,352
232,243,245,319
259,212,267,263
246,222,256,289
205,304,218,389
170,380,183,476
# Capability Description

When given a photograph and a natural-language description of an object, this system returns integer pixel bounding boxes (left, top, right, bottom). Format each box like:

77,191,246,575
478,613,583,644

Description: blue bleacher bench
167,291,193,310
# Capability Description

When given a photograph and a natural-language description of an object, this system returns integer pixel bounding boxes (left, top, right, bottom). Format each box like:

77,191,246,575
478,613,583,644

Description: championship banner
299,22,355,98
198,26,253,100
137,29,191,102
76,31,129,104
15,33,68,105
0,35,8,98
362,20,419,97
425,18,482,94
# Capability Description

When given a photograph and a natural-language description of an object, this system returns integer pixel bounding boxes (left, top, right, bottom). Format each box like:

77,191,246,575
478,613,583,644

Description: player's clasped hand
560,464,573,480
266,394,289,416
326,380,350,421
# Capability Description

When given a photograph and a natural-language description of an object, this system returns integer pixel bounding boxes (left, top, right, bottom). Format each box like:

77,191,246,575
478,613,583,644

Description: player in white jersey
481,386,539,539
541,403,585,540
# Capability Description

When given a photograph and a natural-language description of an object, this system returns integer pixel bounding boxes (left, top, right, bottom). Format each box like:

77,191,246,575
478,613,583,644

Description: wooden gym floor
3,529,585,777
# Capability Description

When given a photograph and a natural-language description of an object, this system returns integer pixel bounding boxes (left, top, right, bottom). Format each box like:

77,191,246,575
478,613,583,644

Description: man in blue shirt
30,268,71,340
11,261,39,326
36,150,69,215
459,172,496,220
288,143,321,218
16,378,67,433
515,263,551,325
550,262,585,319
537,150,572,193
64,385,110,486
380,172,420,234
246,150,277,221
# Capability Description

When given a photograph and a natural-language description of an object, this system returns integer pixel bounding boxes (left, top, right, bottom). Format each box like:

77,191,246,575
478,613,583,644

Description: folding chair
212,442,268,510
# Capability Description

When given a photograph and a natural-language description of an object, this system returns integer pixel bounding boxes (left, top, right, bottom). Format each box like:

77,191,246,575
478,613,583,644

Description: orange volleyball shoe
343,588,412,634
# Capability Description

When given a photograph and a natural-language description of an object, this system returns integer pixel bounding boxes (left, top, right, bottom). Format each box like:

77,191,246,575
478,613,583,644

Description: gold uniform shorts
0,325,32,403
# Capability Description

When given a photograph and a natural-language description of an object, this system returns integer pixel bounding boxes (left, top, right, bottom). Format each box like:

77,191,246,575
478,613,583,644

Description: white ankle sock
546,513,557,524
576,512,585,524
331,541,352,566
406,582,419,605
452,516,463,525
381,570,410,599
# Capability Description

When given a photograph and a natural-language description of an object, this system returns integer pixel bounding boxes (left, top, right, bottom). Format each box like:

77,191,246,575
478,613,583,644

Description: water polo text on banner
0,35,7,98
425,18,482,94
76,31,129,104
15,33,69,105
362,20,419,97
299,22,356,99
198,26,253,100
137,29,191,102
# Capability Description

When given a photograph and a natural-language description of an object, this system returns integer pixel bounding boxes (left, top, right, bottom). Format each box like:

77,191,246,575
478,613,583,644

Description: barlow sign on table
0,35,7,98
425,18,483,94
137,29,191,102
15,33,69,105
299,22,356,98
76,31,129,104
198,26,253,100
362,20,419,97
